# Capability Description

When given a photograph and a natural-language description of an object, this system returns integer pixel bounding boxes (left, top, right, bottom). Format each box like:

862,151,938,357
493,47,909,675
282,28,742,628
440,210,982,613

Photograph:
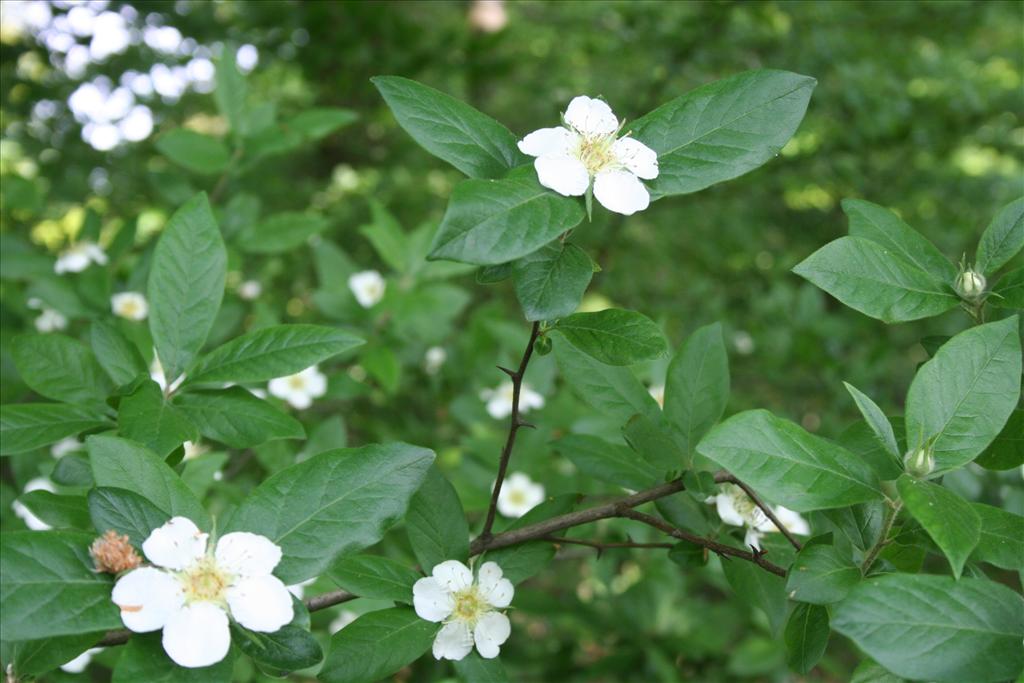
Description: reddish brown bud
90,530,142,574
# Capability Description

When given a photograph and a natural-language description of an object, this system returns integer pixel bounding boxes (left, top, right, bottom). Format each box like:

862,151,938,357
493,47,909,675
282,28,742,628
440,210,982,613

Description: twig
478,321,542,541
861,499,902,573
716,473,804,551
542,536,674,552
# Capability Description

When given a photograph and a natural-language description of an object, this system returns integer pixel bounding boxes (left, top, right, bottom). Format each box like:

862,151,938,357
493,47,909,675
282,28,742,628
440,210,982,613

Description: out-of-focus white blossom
480,381,544,419
268,366,327,410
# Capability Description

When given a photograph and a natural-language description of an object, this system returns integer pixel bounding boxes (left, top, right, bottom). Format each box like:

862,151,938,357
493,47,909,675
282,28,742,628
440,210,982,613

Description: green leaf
793,236,958,323
112,633,234,682
406,466,470,571
16,491,91,529
428,172,584,265
904,316,1021,472
118,380,198,458
786,543,861,604
454,653,509,682
232,624,323,673
224,442,434,583
990,265,1024,309
553,339,660,423
976,197,1024,275
12,334,111,405
784,603,830,675
970,503,1024,571
174,387,304,448
237,212,331,254
838,418,907,482
148,193,227,382
0,403,110,455
88,487,170,548
842,382,901,464
52,452,94,487
663,322,730,457
6,632,105,678
722,557,787,634
622,412,687,473
833,574,1024,683
289,107,358,141
631,69,815,198
850,660,907,683
0,531,120,639
91,321,148,386
319,607,439,683
88,435,209,527
698,410,883,512
214,48,246,139
485,495,576,584
358,200,409,272
155,129,231,175
896,474,980,579
372,75,525,179
842,198,957,283
187,324,363,385
553,309,667,365
975,408,1024,470
328,554,420,604
511,242,594,321
551,434,658,490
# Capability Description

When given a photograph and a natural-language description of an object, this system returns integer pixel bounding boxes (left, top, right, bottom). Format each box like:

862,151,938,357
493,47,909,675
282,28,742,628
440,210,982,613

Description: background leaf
897,475,980,578
0,403,110,455
174,387,304,448
12,333,111,405
553,309,667,365
88,486,171,548
663,322,730,457
328,554,421,604
975,197,1024,275
319,607,439,683
512,241,594,321
155,129,231,175
117,380,198,457
784,603,830,675
405,465,470,571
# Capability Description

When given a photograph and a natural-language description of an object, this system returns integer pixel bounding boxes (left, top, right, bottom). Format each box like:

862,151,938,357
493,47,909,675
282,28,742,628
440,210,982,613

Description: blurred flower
709,484,809,550
424,346,447,374
468,0,508,33
518,96,658,215
60,647,103,674
90,530,141,574
55,240,107,274
414,560,513,661
733,331,755,356
112,517,293,668
238,280,262,301
34,307,67,333
480,381,544,419
495,472,545,518
150,353,185,394
111,291,148,321
288,577,315,599
348,270,386,308
182,441,207,461
648,384,665,408
329,610,358,634
12,477,55,531
268,366,327,409
51,436,81,458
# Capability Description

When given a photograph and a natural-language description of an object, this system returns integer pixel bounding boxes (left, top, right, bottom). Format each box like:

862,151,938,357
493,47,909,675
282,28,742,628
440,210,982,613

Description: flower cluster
708,484,809,550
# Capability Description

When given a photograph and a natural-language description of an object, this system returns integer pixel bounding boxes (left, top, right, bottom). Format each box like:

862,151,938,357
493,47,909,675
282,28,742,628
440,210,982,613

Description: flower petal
226,574,294,632
517,126,576,158
215,532,282,576
142,517,207,570
613,137,659,180
476,562,514,609
564,96,618,136
714,493,746,528
112,567,184,632
593,169,650,216
774,506,811,536
473,611,511,659
301,367,327,397
162,602,231,668
432,559,474,593
432,621,474,661
744,527,764,551
534,156,589,197
413,576,455,622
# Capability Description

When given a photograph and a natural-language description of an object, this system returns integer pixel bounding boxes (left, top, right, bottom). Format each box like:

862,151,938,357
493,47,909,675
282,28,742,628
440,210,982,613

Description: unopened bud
534,335,553,356
90,530,142,574
904,445,935,478
955,269,986,300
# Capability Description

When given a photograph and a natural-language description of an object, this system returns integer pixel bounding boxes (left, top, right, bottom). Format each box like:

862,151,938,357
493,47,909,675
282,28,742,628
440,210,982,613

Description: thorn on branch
497,365,517,378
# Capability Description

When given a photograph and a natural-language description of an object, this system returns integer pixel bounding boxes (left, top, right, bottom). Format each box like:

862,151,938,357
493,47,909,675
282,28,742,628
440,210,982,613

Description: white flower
518,96,659,216
111,517,293,668
709,484,810,550
495,472,545,518
12,477,56,531
182,441,206,461
413,560,514,661
268,365,327,410
329,609,358,634
348,270,386,308
150,353,185,395
468,0,507,32
480,381,544,420
648,384,665,408
424,346,447,375
34,307,68,332
51,436,82,458
238,280,262,301
55,240,107,274
60,647,103,674
111,291,148,321
733,331,755,356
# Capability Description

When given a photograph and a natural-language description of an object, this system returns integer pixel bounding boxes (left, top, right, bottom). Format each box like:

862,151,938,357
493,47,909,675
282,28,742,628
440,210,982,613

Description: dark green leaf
553,309,667,365
52,452,94,487
663,322,730,457
975,409,1024,470
0,403,110,455
319,607,439,683
155,130,231,175
289,108,358,141
786,543,861,604
842,382,901,464
722,557,787,634
214,48,246,138
970,503,1024,571
237,212,331,254
232,624,323,673
512,242,594,321
117,380,198,458
976,197,1024,275
175,387,304,448
552,433,658,490
784,603,830,675
88,487,170,548
553,339,660,423
454,652,510,682
990,265,1024,309
406,466,470,571
12,334,111,404
112,633,234,682
6,632,104,678
328,554,421,604
897,475,979,579
16,491,91,529
91,321,148,386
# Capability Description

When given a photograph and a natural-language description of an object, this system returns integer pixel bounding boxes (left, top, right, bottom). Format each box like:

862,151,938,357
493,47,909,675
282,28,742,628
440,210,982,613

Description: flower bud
955,269,986,300
904,445,935,478
534,335,553,356
90,530,142,574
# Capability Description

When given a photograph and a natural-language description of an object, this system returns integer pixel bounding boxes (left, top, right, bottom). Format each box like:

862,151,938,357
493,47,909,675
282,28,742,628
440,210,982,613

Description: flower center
726,485,764,526
450,586,488,625
288,375,306,390
575,135,616,175
121,301,138,316
507,489,527,506
181,557,232,604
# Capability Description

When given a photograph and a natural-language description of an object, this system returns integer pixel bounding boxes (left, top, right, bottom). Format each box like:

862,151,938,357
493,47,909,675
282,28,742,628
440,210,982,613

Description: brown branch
716,473,804,551
542,536,674,551
478,321,542,541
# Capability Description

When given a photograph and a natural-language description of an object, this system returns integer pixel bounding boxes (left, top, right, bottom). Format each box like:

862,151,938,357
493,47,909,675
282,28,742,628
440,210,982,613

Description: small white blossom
55,240,107,274
111,517,293,668
648,384,665,408
709,484,809,550
268,365,327,410
424,346,447,374
413,560,514,661
733,331,755,356
238,280,262,301
150,353,185,394
480,381,544,420
348,270,386,308
12,477,56,531
468,0,507,32
111,291,148,321
518,96,659,216
34,307,68,332
182,441,207,461
495,472,545,518
60,647,103,674
51,437,81,458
